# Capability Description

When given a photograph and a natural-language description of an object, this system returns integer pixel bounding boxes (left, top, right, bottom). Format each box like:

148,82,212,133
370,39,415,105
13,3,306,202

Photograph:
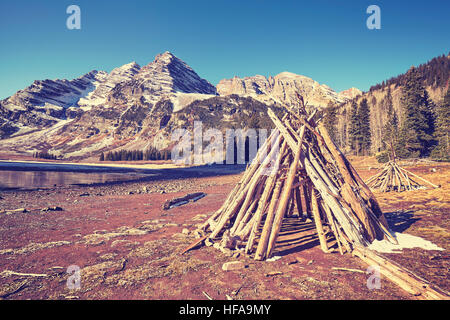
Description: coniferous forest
99,147,171,162
324,54,449,162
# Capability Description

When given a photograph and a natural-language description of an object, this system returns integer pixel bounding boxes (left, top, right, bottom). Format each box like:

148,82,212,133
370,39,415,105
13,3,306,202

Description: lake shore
0,157,448,300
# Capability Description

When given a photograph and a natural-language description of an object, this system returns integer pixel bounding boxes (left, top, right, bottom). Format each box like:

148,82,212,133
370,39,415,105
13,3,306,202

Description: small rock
142,186,148,193
307,259,314,265
266,256,282,262
222,261,246,271
182,228,190,235
232,251,240,258
79,193,89,197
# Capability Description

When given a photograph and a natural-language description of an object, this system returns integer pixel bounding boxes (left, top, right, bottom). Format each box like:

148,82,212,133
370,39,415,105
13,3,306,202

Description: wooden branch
311,191,329,253
353,246,449,300
266,123,307,258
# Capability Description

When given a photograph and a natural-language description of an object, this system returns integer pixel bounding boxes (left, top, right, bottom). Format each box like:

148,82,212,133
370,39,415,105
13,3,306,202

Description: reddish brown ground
0,157,448,300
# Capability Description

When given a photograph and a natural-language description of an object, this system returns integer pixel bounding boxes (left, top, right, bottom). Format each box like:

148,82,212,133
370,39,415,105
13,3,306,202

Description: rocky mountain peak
217,72,349,108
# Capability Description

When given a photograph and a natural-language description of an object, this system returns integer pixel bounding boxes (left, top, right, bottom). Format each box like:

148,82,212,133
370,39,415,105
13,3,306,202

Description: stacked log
198,106,397,261
366,161,439,192
189,103,450,300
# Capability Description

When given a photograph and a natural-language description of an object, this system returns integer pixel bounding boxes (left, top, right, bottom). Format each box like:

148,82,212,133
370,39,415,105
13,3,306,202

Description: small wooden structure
366,160,439,192
197,104,397,260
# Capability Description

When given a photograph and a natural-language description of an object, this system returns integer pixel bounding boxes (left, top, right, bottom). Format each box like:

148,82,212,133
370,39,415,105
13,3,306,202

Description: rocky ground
0,157,448,300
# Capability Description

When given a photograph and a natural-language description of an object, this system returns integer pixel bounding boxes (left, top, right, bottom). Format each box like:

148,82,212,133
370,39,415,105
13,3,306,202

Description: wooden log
340,182,378,241
201,130,280,231
307,148,340,197
267,108,298,153
322,201,345,254
293,178,303,218
244,172,277,254
266,123,307,258
399,167,439,189
311,191,329,253
353,246,449,300
234,190,262,236
303,183,312,218
230,135,283,235
254,179,284,260
180,235,208,255
210,134,282,238
301,152,368,246
317,124,393,241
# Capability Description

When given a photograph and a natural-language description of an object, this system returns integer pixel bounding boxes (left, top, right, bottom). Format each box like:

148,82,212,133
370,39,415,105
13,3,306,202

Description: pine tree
323,102,338,144
431,87,450,160
348,100,360,155
378,90,399,161
358,98,372,156
397,67,436,158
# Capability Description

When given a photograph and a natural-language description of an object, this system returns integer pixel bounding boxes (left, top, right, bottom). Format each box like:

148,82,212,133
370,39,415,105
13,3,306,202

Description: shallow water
0,170,150,190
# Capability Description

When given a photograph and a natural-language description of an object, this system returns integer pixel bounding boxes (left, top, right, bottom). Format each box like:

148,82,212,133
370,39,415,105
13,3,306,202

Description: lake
0,161,153,190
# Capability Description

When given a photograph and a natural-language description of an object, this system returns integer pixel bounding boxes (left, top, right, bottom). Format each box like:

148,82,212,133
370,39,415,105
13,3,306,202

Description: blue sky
0,0,449,99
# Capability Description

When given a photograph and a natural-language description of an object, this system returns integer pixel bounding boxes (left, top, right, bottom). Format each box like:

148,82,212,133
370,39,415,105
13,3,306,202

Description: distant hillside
332,53,449,155
369,53,450,92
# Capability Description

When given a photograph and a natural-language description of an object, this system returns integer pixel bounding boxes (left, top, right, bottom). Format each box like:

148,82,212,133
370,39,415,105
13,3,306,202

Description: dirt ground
0,157,448,300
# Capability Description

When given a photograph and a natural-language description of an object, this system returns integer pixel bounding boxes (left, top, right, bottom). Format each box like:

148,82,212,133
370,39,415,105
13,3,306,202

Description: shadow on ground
384,210,421,233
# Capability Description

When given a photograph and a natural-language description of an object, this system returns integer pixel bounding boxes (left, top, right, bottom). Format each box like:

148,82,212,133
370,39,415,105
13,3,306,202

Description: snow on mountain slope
78,62,141,109
217,72,358,108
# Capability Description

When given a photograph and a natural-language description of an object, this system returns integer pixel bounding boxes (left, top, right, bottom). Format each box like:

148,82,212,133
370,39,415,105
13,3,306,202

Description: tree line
369,53,449,91
379,67,448,161
99,147,171,162
322,66,449,162
33,151,58,160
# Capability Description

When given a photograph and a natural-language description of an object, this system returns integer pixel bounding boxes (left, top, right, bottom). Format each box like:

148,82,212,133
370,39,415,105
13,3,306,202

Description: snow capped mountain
0,51,361,159
2,70,107,111
78,62,141,109
339,87,363,100
0,52,217,139
0,52,220,156
108,51,217,106
217,72,357,108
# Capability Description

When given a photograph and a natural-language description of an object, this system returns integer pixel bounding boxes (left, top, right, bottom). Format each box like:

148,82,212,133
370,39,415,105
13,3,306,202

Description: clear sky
0,0,449,99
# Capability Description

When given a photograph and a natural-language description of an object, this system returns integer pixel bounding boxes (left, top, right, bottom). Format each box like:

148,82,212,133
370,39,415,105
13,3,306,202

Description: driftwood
198,104,398,261
353,246,449,300
163,192,206,210
366,161,439,192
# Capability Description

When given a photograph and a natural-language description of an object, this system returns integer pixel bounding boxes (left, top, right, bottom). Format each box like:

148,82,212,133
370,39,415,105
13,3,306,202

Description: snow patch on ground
368,232,444,253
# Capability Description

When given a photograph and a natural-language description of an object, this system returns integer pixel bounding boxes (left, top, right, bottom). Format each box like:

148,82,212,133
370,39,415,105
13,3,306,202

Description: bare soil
0,157,448,300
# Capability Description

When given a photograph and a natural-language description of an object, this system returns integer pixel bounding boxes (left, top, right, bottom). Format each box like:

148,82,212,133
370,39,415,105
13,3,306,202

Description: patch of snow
172,92,216,112
368,232,444,253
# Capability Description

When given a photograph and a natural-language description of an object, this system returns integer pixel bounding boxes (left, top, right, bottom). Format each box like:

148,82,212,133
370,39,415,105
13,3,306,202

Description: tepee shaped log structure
366,160,439,192
198,105,398,261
